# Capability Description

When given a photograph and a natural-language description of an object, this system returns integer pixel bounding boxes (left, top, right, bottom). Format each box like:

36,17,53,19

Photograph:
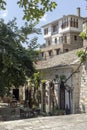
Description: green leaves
17,0,57,21
30,72,41,89
0,0,57,21
0,19,40,96
0,0,6,10
79,25,87,40
78,25,87,63
51,2,57,8
79,32,87,40
77,50,87,63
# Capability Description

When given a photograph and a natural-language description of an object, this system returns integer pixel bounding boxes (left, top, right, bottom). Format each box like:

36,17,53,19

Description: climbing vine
76,50,87,63
77,25,87,63
79,32,87,40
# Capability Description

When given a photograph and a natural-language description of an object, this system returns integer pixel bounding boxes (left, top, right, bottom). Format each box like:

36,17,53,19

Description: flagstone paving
0,114,87,130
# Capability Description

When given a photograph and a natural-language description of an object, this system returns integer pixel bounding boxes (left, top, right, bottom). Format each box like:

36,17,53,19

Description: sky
0,0,87,45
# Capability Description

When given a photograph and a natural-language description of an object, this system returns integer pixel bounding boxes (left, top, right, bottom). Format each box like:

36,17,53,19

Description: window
74,19,75,27
49,50,52,56
64,36,67,43
70,18,73,27
59,36,63,43
65,49,69,52
76,19,78,28
74,35,77,40
61,18,69,29
70,18,78,28
44,28,48,35
41,52,44,57
55,38,57,44
52,24,58,33
66,17,68,27
48,40,51,46
55,49,60,55
59,36,67,43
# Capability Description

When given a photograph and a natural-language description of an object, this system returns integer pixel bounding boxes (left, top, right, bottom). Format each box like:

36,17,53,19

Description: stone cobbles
0,114,87,130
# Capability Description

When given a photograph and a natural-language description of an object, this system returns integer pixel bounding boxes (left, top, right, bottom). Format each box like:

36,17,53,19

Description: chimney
77,7,80,17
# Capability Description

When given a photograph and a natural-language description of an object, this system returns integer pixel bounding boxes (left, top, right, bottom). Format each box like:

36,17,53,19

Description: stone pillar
80,64,87,113
65,90,70,109
54,83,59,109
73,69,80,114
23,86,25,101
45,81,51,113
70,89,74,114
41,83,44,112
48,82,51,113
83,20,87,48
39,84,42,110
83,40,87,48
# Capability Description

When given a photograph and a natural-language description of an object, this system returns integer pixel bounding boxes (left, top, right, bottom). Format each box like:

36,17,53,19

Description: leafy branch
0,0,57,21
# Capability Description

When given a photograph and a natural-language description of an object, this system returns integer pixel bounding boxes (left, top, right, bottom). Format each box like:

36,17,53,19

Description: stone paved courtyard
0,114,87,130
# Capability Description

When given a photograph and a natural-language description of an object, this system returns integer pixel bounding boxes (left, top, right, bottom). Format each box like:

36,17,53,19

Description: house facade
40,8,85,60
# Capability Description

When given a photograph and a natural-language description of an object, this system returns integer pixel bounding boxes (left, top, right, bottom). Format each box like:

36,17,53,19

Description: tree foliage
77,50,87,63
0,0,57,97
31,72,41,88
0,19,40,96
79,25,87,40
77,25,87,63
0,0,6,10
29,72,41,107
79,32,87,40
0,0,57,21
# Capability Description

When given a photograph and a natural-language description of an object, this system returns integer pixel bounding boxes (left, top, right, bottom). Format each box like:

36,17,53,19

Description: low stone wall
0,106,20,121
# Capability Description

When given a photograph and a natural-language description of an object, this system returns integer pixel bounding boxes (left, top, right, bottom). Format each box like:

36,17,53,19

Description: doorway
13,89,19,100
60,82,65,109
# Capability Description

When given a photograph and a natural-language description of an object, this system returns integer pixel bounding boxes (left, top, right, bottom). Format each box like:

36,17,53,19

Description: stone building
36,8,87,114
40,8,85,60
36,49,81,114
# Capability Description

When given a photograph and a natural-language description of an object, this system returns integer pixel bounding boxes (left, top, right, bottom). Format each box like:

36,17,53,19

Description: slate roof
35,48,83,70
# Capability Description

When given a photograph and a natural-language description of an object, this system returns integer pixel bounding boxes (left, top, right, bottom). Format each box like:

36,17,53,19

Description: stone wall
69,32,83,50
79,40,87,113
79,63,87,113
40,67,72,82
72,66,81,113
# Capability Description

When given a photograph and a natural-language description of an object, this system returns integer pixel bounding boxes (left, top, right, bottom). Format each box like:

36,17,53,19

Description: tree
0,18,41,96
29,72,41,108
0,0,57,21
0,0,57,97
